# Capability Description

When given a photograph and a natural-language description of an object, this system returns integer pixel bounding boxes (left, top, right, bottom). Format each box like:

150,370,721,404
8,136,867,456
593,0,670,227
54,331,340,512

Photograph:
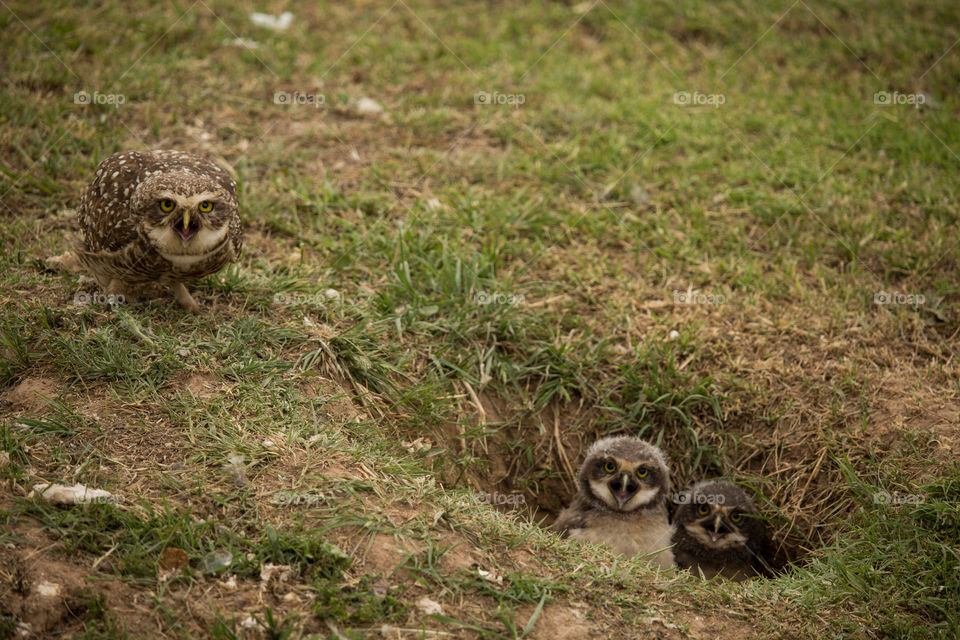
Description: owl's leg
105,279,132,307
171,282,201,314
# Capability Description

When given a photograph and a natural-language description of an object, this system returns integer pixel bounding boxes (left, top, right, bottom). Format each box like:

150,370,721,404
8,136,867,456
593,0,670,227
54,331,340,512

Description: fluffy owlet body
553,436,675,568
671,481,773,580
74,150,242,313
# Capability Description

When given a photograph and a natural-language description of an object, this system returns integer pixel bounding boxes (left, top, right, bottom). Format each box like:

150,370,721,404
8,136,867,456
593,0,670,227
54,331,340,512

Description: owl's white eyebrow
154,191,222,207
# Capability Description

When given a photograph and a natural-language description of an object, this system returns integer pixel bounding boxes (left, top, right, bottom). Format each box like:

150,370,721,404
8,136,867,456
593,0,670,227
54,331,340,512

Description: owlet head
134,170,237,256
675,481,763,550
578,436,672,512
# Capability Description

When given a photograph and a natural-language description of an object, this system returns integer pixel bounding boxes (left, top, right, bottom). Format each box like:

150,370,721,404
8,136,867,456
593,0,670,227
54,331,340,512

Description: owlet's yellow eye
159,199,176,212
198,200,213,213
730,512,743,523
697,504,710,516
603,461,616,474
635,467,648,479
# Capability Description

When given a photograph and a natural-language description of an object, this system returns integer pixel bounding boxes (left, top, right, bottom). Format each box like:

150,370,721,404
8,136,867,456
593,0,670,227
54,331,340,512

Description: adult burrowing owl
671,481,772,580
73,150,242,313
553,436,674,568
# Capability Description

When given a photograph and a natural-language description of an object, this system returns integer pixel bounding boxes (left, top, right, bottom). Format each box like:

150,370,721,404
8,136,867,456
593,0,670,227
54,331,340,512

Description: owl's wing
746,521,779,577
552,498,591,537
229,214,243,258
74,237,160,284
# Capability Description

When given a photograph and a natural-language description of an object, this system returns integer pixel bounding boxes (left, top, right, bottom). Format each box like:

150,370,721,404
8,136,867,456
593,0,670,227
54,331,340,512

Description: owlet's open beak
612,473,639,508
709,514,731,542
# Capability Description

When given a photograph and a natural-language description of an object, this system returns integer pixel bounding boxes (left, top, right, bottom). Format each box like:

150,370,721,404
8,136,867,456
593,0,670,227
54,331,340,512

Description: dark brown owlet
73,150,242,313
553,436,674,568
671,480,773,580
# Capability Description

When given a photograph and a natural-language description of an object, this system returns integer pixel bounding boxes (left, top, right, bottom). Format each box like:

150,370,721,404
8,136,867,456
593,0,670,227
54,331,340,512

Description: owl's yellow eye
697,503,710,516
159,199,176,212
198,200,213,213
603,460,616,474
635,467,648,479
730,512,743,523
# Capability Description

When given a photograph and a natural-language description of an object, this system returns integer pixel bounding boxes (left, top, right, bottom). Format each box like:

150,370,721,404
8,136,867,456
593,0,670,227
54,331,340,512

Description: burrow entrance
425,390,842,570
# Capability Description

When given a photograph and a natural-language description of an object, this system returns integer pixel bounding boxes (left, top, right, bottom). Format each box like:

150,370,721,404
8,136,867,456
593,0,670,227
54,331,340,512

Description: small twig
357,461,377,480
324,620,349,640
461,379,488,453
358,626,454,637
461,379,486,424
795,447,827,512
553,404,575,490
92,543,119,570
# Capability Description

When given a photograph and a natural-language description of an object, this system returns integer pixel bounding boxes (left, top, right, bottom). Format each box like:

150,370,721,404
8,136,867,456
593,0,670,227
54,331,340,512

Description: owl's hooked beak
174,210,200,244
611,472,639,508
709,514,731,542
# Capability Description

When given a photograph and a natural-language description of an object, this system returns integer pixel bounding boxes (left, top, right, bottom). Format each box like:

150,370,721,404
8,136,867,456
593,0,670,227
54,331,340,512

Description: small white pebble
668,330,680,341
355,97,383,114
249,11,293,30
324,288,340,300
35,581,61,597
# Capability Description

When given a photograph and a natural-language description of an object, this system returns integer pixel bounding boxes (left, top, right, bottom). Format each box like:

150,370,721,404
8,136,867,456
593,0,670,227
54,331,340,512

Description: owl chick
553,436,674,568
671,481,772,580
73,150,242,313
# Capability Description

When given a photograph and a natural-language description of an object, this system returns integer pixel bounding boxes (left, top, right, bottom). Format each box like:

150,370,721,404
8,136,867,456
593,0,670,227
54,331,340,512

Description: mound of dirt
2,377,59,414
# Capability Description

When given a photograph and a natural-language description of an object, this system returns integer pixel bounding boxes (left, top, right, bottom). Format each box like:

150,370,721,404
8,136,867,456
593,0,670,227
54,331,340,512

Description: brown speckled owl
73,150,242,313
553,436,675,568
671,481,773,580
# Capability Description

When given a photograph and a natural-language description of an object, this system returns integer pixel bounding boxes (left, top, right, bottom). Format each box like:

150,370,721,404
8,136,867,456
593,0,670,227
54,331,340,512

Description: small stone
416,596,443,615
356,97,383,114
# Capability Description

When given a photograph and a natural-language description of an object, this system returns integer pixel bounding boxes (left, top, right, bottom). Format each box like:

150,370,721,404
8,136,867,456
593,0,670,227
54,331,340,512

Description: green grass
1,0,959,637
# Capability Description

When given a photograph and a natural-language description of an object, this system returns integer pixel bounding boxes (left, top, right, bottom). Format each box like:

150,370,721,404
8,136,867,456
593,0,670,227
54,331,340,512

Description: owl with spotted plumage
72,150,242,313
553,436,675,569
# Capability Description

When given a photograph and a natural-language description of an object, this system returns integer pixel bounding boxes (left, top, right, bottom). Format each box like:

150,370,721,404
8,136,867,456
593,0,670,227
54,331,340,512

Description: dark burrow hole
437,395,826,575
